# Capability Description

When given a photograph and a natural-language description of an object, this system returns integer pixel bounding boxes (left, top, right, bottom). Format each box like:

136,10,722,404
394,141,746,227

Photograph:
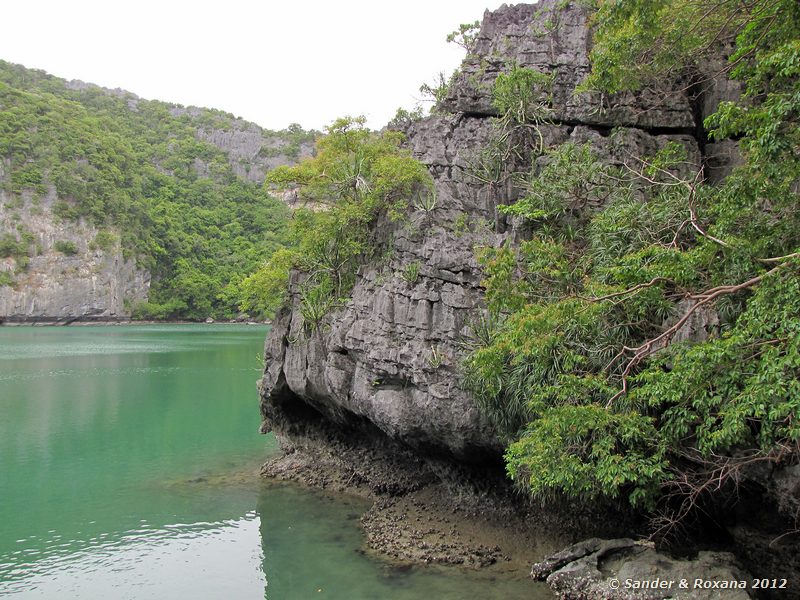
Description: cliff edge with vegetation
260,0,799,595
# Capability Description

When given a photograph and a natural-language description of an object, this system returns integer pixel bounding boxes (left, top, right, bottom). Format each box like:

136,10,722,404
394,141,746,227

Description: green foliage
492,66,554,126
463,66,556,209
427,345,446,369
130,298,188,321
236,247,296,319
90,230,118,252
257,117,433,320
419,72,458,112
257,123,317,160
401,261,421,284
388,106,425,130
299,277,338,332
0,60,305,320
503,142,619,228
0,229,34,270
446,21,481,52
465,140,798,514
461,1,800,521
0,232,27,259
53,240,78,256
632,262,800,455
506,405,667,509
0,270,13,287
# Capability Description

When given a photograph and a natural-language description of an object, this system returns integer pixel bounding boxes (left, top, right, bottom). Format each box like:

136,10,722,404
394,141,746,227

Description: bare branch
605,265,781,407
582,277,670,303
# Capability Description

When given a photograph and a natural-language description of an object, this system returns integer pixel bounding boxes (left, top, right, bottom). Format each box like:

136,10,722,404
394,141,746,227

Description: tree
463,1,800,532
248,117,433,325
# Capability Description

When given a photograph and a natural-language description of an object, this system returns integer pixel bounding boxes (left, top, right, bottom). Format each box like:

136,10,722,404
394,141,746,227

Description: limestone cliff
0,183,149,321
259,0,731,459
258,3,798,593
0,61,312,320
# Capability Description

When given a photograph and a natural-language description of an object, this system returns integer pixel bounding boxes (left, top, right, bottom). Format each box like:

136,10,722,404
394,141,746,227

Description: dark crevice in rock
687,77,711,173
456,110,497,121
451,111,699,139
558,118,697,138
371,375,412,392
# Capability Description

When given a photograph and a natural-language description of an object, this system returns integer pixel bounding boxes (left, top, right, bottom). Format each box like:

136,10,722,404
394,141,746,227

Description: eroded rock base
260,414,637,579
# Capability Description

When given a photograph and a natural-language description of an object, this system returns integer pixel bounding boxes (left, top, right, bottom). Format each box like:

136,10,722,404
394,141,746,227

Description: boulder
532,538,754,600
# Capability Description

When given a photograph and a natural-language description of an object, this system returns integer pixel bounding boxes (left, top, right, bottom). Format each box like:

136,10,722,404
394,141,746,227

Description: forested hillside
0,60,315,320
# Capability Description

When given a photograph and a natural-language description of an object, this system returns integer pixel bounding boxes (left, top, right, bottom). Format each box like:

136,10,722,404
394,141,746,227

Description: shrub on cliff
245,116,433,323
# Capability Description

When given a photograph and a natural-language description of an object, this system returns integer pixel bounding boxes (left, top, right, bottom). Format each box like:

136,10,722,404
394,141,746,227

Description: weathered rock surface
0,187,149,320
442,2,696,130
259,0,706,460
193,117,314,184
532,538,754,600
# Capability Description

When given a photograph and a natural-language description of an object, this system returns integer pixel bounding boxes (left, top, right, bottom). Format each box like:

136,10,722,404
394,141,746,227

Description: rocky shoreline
258,421,641,587
262,449,561,581
0,317,268,326
261,442,785,599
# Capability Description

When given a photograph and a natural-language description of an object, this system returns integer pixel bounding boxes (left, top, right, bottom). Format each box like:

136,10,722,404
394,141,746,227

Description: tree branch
605,265,781,407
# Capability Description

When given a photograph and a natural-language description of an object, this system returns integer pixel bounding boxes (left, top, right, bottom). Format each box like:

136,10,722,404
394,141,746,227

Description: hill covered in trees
0,60,316,320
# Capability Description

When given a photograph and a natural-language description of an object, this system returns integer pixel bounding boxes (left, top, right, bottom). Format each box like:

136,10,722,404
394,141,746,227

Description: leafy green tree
462,0,800,529
250,117,432,325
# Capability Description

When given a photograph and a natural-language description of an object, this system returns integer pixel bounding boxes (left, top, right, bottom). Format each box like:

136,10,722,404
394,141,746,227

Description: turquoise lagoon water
0,325,549,599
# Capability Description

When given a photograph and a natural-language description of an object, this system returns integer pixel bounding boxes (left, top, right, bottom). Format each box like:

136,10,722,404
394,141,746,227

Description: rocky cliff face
171,106,315,184
0,185,149,321
1,65,313,321
259,0,735,459
259,3,800,594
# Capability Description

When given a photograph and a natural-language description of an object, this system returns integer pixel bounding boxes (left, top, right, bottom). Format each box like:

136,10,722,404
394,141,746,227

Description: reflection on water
0,325,550,599
1,512,267,599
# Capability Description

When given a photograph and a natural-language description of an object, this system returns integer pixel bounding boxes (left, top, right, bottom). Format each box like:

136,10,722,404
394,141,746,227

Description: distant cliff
0,190,148,321
0,61,315,320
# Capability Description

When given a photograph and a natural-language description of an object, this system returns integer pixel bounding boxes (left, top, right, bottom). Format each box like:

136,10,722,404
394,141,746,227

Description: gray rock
259,1,723,461
0,188,149,320
532,538,754,600
196,125,313,184
441,0,696,130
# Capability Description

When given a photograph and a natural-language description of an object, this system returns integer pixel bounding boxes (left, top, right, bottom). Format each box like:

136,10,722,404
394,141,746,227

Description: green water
0,325,548,599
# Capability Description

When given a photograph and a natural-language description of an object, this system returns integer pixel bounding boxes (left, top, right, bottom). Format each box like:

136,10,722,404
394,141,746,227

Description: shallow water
0,325,549,599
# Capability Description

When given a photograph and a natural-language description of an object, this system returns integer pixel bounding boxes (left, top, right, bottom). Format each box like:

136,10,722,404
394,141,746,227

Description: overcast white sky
1,0,506,131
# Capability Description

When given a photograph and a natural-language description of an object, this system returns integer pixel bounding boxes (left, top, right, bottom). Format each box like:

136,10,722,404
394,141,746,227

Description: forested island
0,60,315,320
2,0,798,598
